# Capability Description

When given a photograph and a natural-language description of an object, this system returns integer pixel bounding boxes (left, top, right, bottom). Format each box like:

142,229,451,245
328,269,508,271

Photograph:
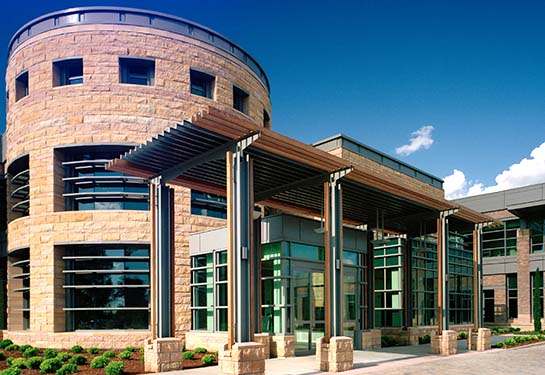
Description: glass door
293,262,325,355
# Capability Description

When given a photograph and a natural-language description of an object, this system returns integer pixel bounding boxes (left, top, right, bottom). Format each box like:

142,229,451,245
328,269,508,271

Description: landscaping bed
0,340,218,375
494,334,545,349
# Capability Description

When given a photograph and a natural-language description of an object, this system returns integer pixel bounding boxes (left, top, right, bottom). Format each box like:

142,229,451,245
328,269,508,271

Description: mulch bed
498,339,545,349
0,349,143,375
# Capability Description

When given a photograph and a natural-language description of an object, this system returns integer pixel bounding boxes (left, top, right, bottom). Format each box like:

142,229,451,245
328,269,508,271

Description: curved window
62,146,149,211
10,248,30,330
64,244,150,330
7,155,29,220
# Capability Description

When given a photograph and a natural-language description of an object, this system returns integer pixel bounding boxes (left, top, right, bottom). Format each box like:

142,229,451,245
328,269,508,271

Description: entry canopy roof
108,107,494,233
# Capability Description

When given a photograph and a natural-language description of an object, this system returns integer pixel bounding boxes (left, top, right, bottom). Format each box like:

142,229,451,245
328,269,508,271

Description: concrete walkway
169,335,509,375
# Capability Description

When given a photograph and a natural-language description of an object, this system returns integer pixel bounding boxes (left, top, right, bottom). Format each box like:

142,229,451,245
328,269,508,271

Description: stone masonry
471,328,491,351
514,229,532,329
5,19,270,347
144,337,184,373
316,336,354,373
430,330,457,356
270,335,295,358
218,342,265,375
361,329,381,349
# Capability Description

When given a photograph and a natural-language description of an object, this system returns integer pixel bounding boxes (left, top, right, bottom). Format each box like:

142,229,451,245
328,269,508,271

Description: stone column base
219,342,265,375
361,329,381,349
270,334,295,358
471,328,491,351
430,330,457,356
143,337,183,373
316,336,354,372
254,333,271,359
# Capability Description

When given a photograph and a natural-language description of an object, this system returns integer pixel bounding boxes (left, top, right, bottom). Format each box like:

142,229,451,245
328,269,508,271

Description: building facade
1,6,490,352
457,183,545,330
2,7,270,348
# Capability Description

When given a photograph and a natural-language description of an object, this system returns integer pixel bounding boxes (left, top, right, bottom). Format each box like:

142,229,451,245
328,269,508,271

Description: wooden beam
324,181,331,343
226,151,235,349
437,217,443,333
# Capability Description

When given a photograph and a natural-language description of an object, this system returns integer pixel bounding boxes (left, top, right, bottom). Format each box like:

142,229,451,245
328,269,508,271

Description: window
411,235,438,326
531,271,544,319
530,217,545,253
484,289,495,323
482,219,519,257
53,58,83,86
507,274,518,319
7,154,29,220
448,231,474,325
119,57,155,85
64,245,150,330
62,146,149,211
15,71,29,101
190,69,214,99
10,248,30,330
233,85,249,114
191,191,226,219
263,109,271,128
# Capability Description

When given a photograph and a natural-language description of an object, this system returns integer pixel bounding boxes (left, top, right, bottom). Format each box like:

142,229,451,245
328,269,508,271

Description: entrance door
293,262,325,355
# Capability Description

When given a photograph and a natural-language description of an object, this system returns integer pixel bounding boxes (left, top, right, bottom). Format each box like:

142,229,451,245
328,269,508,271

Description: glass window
507,274,518,319
233,85,249,114
9,248,30,330
64,245,150,330
483,219,519,257
53,58,83,86
530,217,545,253
190,69,214,99
191,191,226,219
290,243,324,261
448,231,474,325
263,109,271,128
119,57,155,85
15,71,29,101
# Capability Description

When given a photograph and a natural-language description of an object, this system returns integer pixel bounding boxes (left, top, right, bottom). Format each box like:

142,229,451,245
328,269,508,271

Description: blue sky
2,0,545,198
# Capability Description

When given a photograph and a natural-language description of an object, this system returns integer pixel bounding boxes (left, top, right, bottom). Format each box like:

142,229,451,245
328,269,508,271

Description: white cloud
444,141,545,200
395,125,435,156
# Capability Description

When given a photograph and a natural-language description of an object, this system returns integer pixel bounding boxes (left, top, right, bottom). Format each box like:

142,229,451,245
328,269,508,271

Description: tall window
191,191,226,219
507,274,518,319
190,250,228,331
531,271,544,319
343,250,367,339
482,220,519,257
530,217,545,253
233,85,249,114
53,58,83,86
10,248,30,330
411,235,438,326
190,69,214,99
483,289,495,323
62,146,149,211
7,155,29,220
373,238,404,327
64,245,150,330
119,57,155,85
15,71,29,101
448,231,473,325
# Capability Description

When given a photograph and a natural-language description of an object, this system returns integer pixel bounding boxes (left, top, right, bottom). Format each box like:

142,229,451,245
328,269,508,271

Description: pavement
166,334,545,375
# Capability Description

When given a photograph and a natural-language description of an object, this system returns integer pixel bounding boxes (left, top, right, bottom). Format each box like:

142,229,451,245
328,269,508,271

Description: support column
473,224,483,330
515,228,532,328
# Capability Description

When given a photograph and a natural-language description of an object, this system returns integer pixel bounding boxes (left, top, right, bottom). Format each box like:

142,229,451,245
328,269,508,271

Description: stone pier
218,342,266,375
316,336,354,372
430,330,457,356
143,337,183,373
270,335,295,358
471,328,491,351
361,329,382,349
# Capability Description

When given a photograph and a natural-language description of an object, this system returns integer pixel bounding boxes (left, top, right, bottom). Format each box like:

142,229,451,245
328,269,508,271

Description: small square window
15,71,29,102
119,57,155,86
263,109,271,128
233,85,249,114
53,58,83,87
190,69,214,99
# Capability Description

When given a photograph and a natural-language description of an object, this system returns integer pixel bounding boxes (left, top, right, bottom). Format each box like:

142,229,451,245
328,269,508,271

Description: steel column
154,179,174,338
474,224,484,329
437,209,457,332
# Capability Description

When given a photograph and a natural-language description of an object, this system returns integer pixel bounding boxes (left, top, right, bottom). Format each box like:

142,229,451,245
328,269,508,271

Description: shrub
0,368,21,375
504,338,516,346
103,351,115,358
105,361,124,375
44,349,59,359
6,358,13,366
5,344,19,351
125,346,136,353
381,336,397,348
70,346,83,354
418,335,431,344
194,347,207,354
26,356,44,369
19,345,33,352
496,341,504,348
39,358,63,374
118,351,131,360
90,356,110,369
182,351,195,360
56,353,72,362
23,347,40,358
139,348,144,354
201,354,216,366
0,351,5,361
55,363,77,375
69,355,87,366
87,348,100,355
0,340,13,349
10,358,27,369
458,332,468,339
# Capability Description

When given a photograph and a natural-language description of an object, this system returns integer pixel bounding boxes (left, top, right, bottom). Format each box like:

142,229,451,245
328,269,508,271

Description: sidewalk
164,335,509,375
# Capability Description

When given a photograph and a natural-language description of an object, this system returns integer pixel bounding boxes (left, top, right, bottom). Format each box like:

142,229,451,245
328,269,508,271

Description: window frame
53,57,84,87
119,57,155,86
15,70,29,102
190,68,215,99
233,85,249,114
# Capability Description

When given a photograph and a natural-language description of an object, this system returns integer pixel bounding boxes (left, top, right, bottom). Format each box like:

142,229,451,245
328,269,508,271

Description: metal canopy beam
254,167,352,202
159,128,260,182
324,168,352,341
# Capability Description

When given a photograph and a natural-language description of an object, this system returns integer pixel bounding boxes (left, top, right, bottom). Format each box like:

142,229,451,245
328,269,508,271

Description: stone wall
185,331,228,353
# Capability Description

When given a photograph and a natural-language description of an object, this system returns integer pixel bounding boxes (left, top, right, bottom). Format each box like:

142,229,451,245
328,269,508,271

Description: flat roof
108,107,493,231
455,183,545,215
8,6,270,94
313,134,443,189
